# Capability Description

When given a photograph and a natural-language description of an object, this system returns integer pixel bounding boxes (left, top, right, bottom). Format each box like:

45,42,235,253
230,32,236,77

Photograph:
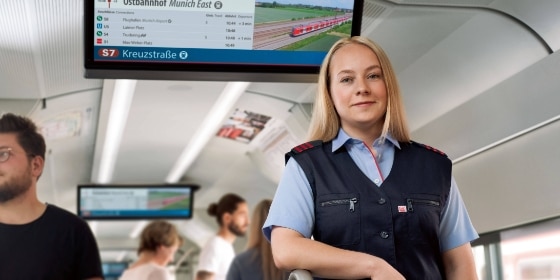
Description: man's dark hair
207,193,246,225
0,113,46,160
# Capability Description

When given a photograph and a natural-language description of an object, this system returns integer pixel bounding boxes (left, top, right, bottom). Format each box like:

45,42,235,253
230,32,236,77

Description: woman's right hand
370,258,405,280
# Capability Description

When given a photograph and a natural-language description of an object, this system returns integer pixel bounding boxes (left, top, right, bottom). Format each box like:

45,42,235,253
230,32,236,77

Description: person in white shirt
119,220,183,280
196,193,250,280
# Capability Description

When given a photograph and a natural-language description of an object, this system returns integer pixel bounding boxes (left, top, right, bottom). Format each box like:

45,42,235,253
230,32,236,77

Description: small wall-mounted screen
77,184,197,220
84,0,364,82
102,262,129,280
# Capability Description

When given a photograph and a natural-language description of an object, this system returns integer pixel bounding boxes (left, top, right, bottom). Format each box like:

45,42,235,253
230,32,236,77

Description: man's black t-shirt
0,204,103,280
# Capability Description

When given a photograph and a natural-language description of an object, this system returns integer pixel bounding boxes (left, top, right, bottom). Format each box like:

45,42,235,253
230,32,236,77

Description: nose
355,77,370,95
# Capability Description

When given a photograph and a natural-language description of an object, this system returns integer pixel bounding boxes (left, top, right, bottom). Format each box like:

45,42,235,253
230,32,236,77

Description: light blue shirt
263,129,478,252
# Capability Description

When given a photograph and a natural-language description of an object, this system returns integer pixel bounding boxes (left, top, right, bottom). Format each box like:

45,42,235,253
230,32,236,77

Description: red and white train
291,16,351,37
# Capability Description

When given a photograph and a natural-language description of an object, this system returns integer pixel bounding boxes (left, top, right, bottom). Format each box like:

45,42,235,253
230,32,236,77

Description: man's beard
0,167,33,203
228,222,247,237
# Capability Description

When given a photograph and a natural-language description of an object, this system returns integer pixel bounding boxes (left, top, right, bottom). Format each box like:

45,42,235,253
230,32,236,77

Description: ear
222,212,233,224
30,156,45,178
155,245,164,254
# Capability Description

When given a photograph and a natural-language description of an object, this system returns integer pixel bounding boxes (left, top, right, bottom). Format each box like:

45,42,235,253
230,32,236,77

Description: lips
352,101,375,106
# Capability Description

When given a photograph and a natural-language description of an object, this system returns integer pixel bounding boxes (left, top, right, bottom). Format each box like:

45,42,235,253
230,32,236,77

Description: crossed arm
271,227,405,279
271,227,478,280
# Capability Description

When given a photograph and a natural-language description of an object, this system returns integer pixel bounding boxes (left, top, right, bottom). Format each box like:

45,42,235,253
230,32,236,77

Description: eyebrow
365,65,382,71
336,65,381,76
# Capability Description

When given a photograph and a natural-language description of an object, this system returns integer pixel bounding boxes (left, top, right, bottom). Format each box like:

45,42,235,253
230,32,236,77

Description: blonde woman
226,199,288,280
263,36,479,279
119,220,183,280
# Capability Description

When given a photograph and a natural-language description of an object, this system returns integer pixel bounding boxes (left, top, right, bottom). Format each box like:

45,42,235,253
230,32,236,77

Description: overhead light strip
166,82,250,183
97,79,136,183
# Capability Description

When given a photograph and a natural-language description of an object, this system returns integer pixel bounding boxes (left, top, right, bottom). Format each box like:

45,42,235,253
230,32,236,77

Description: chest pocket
314,193,360,247
405,193,442,242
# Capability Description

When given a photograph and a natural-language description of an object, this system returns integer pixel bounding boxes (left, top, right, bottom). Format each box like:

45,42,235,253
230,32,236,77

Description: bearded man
0,113,103,279
196,193,250,280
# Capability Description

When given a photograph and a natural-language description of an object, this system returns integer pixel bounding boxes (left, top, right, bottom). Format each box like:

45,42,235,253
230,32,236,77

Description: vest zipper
320,198,358,212
406,198,440,212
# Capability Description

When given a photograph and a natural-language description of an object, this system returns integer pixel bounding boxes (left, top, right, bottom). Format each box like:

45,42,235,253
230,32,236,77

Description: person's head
137,220,183,266
207,193,249,237
308,36,410,143
247,199,288,280
0,113,46,203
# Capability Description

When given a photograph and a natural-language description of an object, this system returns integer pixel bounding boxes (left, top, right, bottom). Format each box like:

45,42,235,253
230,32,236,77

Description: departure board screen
77,184,197,220
84,0,363,82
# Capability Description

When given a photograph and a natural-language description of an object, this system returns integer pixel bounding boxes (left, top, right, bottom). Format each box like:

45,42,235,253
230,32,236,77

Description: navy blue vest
287,141,451,280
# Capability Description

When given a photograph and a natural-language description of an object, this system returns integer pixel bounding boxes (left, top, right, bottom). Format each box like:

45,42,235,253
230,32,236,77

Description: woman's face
157,242,180,265
329,43,387,135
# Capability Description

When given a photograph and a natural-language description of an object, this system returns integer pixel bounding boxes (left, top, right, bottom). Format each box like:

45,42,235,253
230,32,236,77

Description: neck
342,123,383,147
0,187,45,224
135,251,167,267
218,227,237,243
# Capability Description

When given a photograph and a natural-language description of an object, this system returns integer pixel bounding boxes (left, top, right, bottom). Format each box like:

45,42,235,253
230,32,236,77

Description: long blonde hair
307,36,410,143
247,199,288,280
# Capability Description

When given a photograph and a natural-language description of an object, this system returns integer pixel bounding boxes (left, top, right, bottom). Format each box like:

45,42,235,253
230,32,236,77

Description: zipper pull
407,199,414,212
349,198,357,212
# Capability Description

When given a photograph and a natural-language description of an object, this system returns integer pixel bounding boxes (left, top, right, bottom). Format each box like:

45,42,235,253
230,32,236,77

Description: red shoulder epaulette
411,141,447,157
291,140,322,154
285,140,323,164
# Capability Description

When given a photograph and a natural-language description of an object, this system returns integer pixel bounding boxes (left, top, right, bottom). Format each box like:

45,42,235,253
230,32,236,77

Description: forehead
330,43,379,69
233,202,249,213
0,133,20,149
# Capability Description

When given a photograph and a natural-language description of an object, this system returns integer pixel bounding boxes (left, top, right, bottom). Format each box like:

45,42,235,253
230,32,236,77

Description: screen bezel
77,184,198,220
83,0,364,82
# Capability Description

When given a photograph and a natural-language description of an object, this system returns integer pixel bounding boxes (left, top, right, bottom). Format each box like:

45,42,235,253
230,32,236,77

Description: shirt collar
332,128,401,152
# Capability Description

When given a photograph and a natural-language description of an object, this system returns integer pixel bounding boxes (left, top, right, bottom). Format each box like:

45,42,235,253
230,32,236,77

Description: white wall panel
455,118,560,233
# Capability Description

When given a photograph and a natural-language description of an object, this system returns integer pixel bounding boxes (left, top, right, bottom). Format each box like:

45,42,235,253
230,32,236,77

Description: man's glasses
0,148,35,163
0,148,13,163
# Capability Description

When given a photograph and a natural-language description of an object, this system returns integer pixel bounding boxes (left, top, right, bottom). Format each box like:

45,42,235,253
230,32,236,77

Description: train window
473,217,560,280
500,218,560,280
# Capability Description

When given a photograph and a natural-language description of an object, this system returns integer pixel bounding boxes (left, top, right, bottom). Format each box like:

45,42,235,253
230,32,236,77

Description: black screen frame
77,184,198,220
83,0,364,82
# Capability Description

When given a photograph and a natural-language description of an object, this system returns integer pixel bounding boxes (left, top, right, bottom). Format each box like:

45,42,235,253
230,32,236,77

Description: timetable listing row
120,38,250,47
101,31,253,48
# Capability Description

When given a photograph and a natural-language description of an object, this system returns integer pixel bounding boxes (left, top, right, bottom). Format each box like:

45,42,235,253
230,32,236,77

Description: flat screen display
102,262,128,280
84,0,364,82
77,184,197,220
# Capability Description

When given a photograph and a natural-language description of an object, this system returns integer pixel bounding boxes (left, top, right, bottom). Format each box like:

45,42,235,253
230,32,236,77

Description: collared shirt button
378,198,386,205
374,178,381,184
380,231,389,239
